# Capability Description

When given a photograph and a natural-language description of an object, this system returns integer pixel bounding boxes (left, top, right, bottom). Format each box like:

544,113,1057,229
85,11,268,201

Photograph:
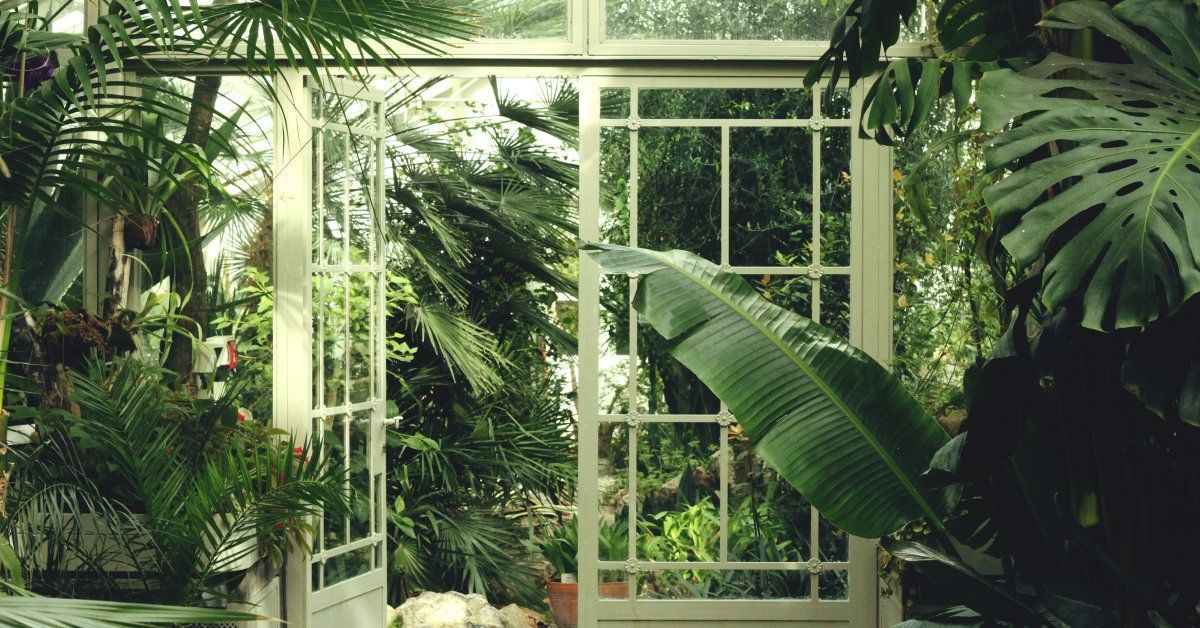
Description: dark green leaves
863,59,986,145
883,539,1048,627
981,0,1200,329
586,244,950,539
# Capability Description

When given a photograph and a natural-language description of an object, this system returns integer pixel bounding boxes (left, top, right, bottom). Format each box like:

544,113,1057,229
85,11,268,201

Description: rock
497,604,547,628
397,591,506,628
387,604,399,626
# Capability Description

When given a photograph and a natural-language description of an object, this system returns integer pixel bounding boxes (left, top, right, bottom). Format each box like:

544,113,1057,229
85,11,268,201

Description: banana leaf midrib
644,252,946,526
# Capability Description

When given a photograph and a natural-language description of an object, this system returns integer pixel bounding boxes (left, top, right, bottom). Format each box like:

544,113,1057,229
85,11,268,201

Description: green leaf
0,536,24,589
584,244,950,539
980,0,1200,329
0,583,262,627
883,539,1048,627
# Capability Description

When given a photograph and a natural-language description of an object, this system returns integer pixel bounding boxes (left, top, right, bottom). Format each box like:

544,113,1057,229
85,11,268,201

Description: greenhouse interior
2,0,1199,626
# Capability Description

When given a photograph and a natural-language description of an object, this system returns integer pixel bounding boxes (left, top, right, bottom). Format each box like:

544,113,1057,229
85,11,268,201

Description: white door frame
576,72,893,627
274,69,390,627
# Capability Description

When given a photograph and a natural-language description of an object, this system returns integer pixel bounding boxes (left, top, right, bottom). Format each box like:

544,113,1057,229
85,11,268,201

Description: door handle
383,416,402,428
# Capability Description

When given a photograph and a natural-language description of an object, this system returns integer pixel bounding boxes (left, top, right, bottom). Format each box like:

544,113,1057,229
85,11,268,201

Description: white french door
576,73,892,627
274,70,389,626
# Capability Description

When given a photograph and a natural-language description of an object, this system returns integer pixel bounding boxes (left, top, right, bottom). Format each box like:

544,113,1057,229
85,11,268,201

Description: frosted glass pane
606,0,843,41
438,0,568,39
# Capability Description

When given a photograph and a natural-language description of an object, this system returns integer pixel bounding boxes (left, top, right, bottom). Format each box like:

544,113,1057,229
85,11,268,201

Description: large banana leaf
585,244,950,539
980,0,1200,329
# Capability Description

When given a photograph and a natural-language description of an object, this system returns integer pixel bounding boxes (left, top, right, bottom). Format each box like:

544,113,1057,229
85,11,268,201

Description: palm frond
407,302,509,392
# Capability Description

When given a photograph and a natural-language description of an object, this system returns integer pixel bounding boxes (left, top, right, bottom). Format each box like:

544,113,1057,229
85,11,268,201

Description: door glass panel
348,133,376,265
637,126,721,259
600,128,630,246
819,570,850,600
306,80,387,598
728,438,811,563
820,127,852,267
820,274,851,337
636,422,720,562
322,413,348,549
599,274,631,414
640,89,812,120
321,129,347,265
583,78,868,621
730,127,814,267
350,411,373,540
347,274,373,404
605,0,844,41
325,546,374,587
321,274,347,408
637,570,812,600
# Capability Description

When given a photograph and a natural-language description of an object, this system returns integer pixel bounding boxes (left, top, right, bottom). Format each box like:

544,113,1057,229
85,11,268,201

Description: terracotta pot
547,580,628,627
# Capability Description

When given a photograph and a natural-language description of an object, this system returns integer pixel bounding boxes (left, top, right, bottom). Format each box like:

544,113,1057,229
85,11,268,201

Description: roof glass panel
441,0,569,39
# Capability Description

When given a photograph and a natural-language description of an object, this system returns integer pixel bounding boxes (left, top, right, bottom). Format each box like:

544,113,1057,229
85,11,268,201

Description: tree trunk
163,75,223,380
105,213,133,314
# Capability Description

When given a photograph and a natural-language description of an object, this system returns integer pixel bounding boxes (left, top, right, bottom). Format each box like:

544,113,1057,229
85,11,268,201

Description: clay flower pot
547,580,627,628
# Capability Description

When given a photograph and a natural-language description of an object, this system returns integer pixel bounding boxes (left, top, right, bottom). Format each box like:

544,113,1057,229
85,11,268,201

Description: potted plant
538,518,628,628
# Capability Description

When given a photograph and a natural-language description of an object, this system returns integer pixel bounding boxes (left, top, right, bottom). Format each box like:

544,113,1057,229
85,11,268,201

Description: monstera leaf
980,0,1200,329
585,244,950,539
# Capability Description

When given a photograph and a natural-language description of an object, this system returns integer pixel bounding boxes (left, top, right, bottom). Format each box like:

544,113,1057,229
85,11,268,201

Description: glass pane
637,570,811,600
600,128,630,246
324,545,374,587
636,422,720,562
730,127,814,267
599,274,631,414
39,0,85,33
597,420,632,559
347,273,373,404
639,89,812,120
321,129,347,266
444,0,568,39
321,413,348,548
637,315,719,415
728,431,811,563
311,562,322,591
824,87,853,120
321,274,347,408
312,129,323,264
601,88,631,119
312,276,323,409
605,0,844,41
349,411,372,540
749,274,813,319
820,127,852,267
599,571,631,600
638,126,720,260
820,274,851,338
819,569,849,600
348,133,376,266
322,93,373,127
818,514,849,562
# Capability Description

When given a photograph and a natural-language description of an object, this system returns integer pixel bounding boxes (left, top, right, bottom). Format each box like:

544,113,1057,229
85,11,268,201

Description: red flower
238,411,246,423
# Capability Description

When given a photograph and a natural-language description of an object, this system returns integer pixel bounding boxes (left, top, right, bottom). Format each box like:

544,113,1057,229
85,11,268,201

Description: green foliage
807,0,1044,145
2,357,348,604
0,583,263,627
892,101,1003,422
981,0,1200,330
586,244,951,539
805,0,1200,624
381,77,578,607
